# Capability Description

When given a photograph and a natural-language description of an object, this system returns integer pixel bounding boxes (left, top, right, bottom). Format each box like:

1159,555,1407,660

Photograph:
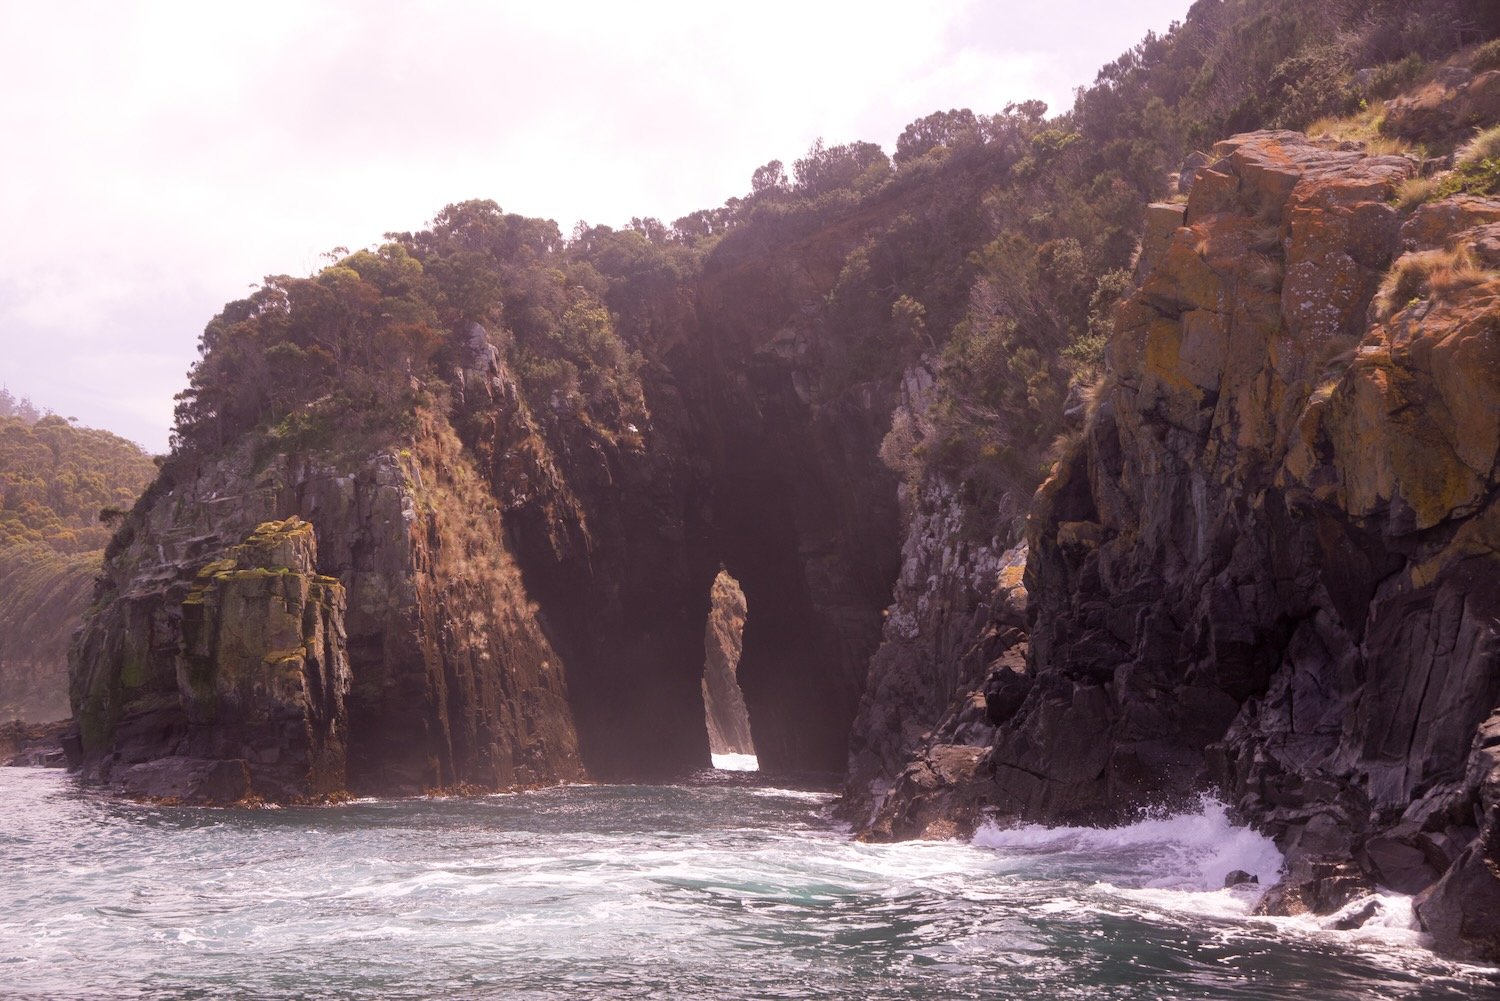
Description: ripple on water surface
0,769,1495,1000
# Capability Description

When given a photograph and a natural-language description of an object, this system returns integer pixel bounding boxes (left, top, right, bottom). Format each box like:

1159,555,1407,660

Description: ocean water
0,767,1495,1000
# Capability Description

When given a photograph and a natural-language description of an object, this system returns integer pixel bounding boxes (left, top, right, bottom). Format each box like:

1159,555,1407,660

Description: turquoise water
0,768,1494,999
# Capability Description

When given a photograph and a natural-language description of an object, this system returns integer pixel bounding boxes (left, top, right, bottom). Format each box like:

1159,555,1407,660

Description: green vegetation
1432,125,1500,198
1,416,155,553
152,0,1498,531
1390,124,1500,210
0,411,156,719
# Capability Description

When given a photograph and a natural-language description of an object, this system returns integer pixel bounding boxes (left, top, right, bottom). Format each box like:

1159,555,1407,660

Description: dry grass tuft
1456,124,1500,169
1307,106,1418,157
1378,245,1485,318
1393,175,1441,212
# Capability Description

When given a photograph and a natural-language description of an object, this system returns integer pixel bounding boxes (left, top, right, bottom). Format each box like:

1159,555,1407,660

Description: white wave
971,795,1283,892
1270,893,1430,952
710,752,760,771
746,787,832,803
969,797,1500,981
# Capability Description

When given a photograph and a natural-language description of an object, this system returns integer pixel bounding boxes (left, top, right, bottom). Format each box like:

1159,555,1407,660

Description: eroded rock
702,570,754,756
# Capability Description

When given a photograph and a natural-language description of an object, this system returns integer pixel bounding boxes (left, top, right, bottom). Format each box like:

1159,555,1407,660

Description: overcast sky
0,0,1190,453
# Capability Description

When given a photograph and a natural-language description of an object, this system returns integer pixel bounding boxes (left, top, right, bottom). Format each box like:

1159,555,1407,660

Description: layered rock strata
68,518,348,802
71,279,904,798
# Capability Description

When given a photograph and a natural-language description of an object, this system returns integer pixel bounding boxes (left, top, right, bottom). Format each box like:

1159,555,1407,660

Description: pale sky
0,0,1190,453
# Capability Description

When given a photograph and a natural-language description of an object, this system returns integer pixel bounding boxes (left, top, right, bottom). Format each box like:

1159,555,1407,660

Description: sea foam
971,795,1283,892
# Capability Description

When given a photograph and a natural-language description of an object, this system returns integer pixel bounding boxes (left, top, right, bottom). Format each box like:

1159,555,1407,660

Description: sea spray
971,795,1283,891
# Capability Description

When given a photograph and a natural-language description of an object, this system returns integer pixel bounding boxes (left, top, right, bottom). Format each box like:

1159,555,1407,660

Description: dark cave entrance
701,569,757,770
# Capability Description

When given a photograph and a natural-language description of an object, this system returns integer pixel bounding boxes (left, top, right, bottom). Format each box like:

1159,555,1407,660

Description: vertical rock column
175,517,351,800
702,570,754,756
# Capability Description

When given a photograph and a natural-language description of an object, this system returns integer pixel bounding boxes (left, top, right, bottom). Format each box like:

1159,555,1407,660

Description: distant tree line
0,388,44,425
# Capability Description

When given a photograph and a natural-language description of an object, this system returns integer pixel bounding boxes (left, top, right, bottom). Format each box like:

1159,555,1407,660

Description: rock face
71,274,903,797
444,320,720,782
176,518,348,798
841,360,1032,837
842,472,1030,838
70,517,348,802
701,570,754,756
1015,132,1424,823
70,403,587,799
1030,132,1500,955
1384,68,1500,145
846,131,1500,959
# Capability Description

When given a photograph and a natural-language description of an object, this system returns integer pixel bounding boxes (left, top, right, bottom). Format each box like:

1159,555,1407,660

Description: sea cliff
855,131,1500,959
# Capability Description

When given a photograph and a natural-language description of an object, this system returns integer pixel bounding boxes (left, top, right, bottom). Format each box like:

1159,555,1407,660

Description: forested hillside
0,413,156,719
164,0,1497,524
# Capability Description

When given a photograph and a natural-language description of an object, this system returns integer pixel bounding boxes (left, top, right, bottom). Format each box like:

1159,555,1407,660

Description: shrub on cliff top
1472,38,1500,74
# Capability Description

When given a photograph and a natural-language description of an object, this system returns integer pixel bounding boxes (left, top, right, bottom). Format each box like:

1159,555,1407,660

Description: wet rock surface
1033,132,1500,957
839,359,1030,833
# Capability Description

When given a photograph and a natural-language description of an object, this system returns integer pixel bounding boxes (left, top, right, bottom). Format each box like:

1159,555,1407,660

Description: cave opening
701,569,757,771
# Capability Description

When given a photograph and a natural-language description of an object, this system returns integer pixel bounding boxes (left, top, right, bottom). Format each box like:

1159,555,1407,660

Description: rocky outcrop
840,360,1031,834
69,517,348,803
702,570,754,756
171,518,347,799
1384,67,1500,145
1010,132,1423,823
442,320,720,781
1416,710,1500,959
843,131,1500,958
1024,132,1499,956
70,399,587,800
72,189,915,797
0,719,69,767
